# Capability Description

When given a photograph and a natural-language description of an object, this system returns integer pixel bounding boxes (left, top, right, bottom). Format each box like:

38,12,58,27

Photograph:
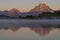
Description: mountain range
0,3,59,18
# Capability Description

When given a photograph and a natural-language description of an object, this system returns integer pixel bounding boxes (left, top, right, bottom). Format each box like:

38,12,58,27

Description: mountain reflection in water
0,19,60,36
0,24,60,36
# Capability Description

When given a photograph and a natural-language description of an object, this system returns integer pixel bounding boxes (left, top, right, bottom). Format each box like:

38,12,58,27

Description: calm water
0,19,60,40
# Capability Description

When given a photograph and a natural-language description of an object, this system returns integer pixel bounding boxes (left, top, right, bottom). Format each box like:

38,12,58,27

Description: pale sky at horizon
0,0,60,12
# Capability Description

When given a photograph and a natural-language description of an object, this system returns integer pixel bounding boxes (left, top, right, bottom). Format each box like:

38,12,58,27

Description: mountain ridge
29,3,54,13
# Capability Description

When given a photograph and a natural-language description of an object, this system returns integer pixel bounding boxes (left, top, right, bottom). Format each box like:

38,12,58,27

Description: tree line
19,10,60,19
0,10,60,19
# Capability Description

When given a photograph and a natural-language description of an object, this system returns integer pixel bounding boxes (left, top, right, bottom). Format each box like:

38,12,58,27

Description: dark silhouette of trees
19,10,60,19
19,16,22,19
0,15,11,19
25,15,33,19
52,10,60,19
38,12,53,19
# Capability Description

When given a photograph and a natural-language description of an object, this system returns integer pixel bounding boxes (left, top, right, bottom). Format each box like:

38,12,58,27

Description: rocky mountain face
8,8,21,17
29,3,54,13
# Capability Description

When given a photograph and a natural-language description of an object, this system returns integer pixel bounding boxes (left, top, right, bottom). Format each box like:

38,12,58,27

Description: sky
0,0,60,12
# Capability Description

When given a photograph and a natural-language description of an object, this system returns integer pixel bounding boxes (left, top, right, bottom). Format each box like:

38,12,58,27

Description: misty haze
0,0,60,40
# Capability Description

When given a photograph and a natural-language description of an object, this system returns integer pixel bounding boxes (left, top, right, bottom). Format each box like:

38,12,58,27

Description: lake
0,19,60,40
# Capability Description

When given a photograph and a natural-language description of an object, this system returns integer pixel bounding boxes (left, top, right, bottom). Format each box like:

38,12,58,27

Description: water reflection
0,19,60,37
0,24,60,36
30,27,51,36
0,20,60,40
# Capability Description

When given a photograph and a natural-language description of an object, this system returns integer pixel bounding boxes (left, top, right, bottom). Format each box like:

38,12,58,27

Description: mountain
8,8,21,18
0,10,10,18
0,10,8,15
29,3,54,13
